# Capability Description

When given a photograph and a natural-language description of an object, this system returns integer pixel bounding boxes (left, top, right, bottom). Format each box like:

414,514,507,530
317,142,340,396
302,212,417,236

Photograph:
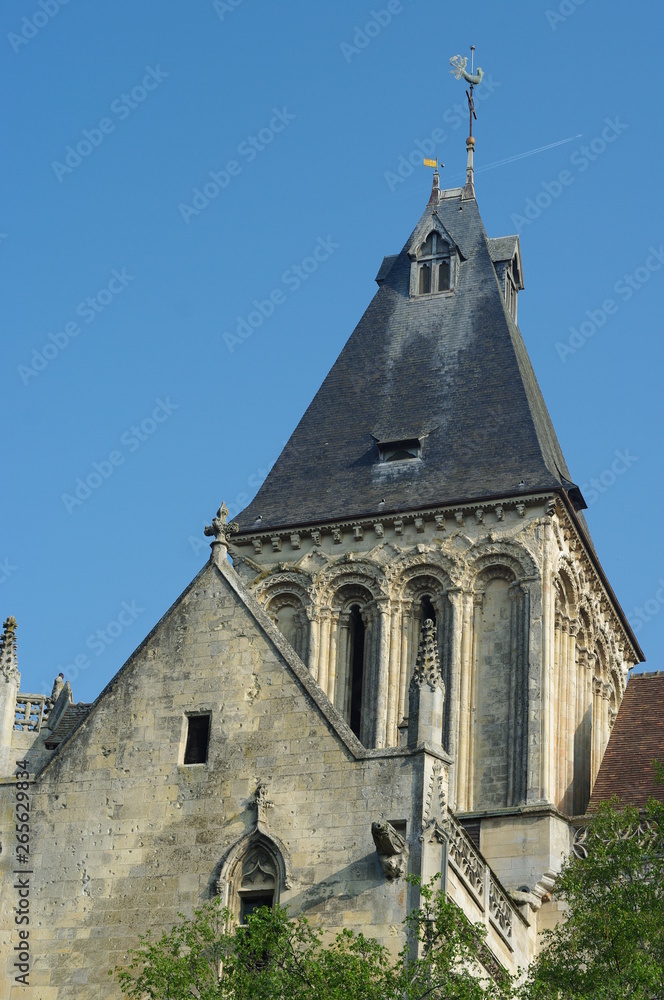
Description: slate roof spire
235,179,584,535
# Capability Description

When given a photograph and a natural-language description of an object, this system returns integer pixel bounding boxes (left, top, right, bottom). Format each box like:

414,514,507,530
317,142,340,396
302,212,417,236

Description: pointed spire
427,169,440,206
464,135,475,199
449,47,483,200
411,619,444,692
0,617,19,682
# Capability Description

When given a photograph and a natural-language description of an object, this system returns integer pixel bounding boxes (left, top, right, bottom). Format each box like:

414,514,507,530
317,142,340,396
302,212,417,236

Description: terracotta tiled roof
589,671,664,808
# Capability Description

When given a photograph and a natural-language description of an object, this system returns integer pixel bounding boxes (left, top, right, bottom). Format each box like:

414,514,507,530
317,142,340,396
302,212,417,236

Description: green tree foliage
526,796,664,1000
114,877,512,1000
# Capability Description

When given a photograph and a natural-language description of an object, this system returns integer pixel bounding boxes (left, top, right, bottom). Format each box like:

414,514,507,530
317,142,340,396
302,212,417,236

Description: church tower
229,151,642,887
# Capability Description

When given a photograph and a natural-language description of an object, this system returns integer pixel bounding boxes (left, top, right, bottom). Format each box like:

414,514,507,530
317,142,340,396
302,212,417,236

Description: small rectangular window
183,714,211,764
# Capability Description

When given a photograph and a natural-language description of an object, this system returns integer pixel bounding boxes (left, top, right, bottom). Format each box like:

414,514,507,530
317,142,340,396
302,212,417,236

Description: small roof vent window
378,439,421,463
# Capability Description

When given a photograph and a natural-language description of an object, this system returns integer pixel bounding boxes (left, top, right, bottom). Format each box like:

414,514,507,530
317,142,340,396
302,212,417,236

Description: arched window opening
349,604,365,739
237,846,277,924
414,231,453,296
420,595,436,627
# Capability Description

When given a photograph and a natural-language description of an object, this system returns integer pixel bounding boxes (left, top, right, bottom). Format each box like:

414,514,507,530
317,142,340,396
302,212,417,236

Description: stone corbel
371,821,409,880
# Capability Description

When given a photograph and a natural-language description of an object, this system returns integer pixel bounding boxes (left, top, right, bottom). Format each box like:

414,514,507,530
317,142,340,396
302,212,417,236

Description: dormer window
413,231,453,296
378,439,421,462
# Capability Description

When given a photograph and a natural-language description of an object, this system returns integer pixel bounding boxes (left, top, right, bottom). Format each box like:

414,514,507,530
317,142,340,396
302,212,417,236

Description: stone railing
488,875,513,943
445,813,515,949
14,694,52,732
445,812,486,906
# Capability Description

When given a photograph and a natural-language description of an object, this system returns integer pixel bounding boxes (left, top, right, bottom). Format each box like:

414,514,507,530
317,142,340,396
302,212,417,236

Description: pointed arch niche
461,565,529,812
216,830,291,923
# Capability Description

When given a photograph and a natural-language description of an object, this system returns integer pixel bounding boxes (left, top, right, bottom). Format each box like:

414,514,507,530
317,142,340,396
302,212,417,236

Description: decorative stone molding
311,530,322,546
353,525,363,541
270,536,282,553
252,538,263,554
371,820,409,880
290,533,301,550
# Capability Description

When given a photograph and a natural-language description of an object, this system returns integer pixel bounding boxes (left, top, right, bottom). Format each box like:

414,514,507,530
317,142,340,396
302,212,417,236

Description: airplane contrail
476,134,584,173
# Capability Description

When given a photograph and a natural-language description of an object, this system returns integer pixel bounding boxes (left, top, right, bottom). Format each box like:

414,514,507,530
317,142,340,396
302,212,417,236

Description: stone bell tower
227,165,642,890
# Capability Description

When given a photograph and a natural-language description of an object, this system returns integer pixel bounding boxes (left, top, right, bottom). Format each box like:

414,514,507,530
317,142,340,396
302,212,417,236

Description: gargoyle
371,820,409,880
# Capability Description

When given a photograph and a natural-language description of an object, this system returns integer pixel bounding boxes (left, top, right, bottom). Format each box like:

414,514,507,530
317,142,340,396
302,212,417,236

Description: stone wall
0,562,420,997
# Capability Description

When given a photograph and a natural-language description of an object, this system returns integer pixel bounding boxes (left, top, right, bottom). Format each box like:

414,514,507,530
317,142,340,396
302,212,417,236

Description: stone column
386,602,403,747
335,611,351,718
306,608,320,683
467,594,483,810
326,611,339,705
398,600,414,726
456,592,475,812
373,600,391,749
565,622,578,815
446,589,464,810
591,676,602,784
0,618,20,777
507,585,520,807
600,682,611,759
360,604,377,747
317,609,331,696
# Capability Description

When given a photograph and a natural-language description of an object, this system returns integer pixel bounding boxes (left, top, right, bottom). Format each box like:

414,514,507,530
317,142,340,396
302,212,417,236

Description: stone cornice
232,493,554,552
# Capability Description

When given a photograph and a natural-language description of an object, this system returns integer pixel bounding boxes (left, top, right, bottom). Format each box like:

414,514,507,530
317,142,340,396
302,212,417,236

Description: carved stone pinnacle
0,616,19,682
411,619,444,692
204,502,239,546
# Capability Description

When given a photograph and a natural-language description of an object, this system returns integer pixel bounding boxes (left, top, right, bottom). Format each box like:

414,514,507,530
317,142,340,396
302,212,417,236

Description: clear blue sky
2,0,663,702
